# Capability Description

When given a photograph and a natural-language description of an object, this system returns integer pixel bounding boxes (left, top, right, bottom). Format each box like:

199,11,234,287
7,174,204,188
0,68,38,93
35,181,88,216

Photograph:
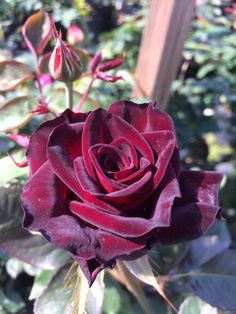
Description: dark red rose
21,101,223,285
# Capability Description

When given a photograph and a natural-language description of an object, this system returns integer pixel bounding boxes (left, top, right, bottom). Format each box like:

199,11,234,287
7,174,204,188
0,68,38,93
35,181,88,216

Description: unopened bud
49,32,82,82
67,23,84,46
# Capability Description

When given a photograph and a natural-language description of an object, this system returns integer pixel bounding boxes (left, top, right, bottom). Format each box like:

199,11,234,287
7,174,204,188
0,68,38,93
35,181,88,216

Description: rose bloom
21,101,223,285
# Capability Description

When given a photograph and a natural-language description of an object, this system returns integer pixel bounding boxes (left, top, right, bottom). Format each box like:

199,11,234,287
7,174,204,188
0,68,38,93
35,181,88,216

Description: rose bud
21,101,223,286
49,31,82,82
67,22,84,46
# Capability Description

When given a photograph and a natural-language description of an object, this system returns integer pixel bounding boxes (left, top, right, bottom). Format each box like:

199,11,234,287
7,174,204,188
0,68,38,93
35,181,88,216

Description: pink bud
49,29,83,82
90,51,102,74
67,23,84,46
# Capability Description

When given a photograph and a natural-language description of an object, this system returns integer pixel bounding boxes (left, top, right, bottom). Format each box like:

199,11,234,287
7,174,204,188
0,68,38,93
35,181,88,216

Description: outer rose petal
76,228,146,286
27,109,86,175
156,203,221,244
177,170,223,206
156,170,223,244
21,161,67,229
70,200,163,238
152,165,181,226
108,101,175,133
27,114,65,175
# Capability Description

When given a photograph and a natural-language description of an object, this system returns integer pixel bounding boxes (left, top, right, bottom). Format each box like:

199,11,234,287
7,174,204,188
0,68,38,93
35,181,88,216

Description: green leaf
6,257,24,279
103,286,122,314
22,10,52,57
29,269,58,300
34,265,72,314
0,96,37,133
179,296,217,314
103,274,131,314
124,256,177,313
174,221,231,273
0,185,70,270
0,185,23,232
0,61,34,92
197,63,216,79
85,272,105,314
175,250,236,310
0,289,25,314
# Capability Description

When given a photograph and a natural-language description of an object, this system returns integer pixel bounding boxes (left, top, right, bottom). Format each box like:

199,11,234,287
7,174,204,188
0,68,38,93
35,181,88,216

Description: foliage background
0,0,236,313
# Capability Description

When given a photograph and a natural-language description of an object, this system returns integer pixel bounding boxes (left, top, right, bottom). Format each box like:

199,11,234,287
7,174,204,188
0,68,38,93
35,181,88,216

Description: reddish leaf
98,57,125,72
31,104,50,115
0,60,34,92
8,134,30,148
90,51,102,74
96,71,124,82
38,52,52,74
0,96,37,132
8,154,28,168
22,10,52,57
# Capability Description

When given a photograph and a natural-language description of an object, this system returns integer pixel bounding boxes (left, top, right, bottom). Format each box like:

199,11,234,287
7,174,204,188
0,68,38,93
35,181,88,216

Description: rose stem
65,82,74,110
76,76,95,112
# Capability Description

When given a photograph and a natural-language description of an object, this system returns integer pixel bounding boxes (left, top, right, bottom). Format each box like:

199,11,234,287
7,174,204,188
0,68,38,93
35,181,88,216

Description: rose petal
89,145,128,192
151,165,181,226
177,170,223,206
76,230,146,285
70,201,160,238
143,131,175,188
27,115,65,175
111,137,138,169
21,161,67,229
82,108,154,180
156,202,221,244
27,109,86,176
108,101,175,133
94,165,153,207
73,156,103,194
47,126,121,215
117,157,152,185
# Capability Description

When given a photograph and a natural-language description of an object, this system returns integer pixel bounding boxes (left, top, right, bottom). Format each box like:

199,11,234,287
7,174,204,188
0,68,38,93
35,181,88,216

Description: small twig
76,76,95,112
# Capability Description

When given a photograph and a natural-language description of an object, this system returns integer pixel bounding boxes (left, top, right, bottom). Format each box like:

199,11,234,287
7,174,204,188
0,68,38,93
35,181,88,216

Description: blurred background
0,0,236,313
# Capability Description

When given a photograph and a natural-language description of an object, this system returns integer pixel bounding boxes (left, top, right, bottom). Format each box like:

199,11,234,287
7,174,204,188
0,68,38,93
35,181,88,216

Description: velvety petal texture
21,101,223,286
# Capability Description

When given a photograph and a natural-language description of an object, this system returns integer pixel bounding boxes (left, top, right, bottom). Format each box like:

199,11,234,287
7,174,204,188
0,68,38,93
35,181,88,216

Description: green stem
65,82,73,110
